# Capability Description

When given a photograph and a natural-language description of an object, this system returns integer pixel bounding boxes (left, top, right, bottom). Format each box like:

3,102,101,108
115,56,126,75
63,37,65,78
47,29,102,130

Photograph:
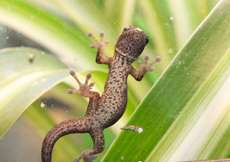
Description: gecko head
115,26,149,62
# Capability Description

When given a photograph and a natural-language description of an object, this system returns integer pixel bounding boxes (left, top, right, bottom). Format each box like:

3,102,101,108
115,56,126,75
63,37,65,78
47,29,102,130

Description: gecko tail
41,117,88,162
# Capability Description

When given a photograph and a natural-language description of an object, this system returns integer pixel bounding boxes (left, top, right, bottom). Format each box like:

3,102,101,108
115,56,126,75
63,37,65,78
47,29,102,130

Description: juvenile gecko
41,26,161,162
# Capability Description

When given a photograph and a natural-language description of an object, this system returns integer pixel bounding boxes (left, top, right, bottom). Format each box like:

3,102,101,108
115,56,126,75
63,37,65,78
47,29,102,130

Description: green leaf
102,0,230,161
0,48,70,138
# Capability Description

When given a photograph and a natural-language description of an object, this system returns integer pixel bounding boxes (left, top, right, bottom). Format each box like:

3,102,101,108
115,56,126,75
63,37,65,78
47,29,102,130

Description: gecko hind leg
74,129,104,162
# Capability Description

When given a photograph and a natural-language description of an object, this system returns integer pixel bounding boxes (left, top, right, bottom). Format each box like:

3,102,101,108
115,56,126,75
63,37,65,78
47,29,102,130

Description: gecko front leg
88,31,111,64
131,56,161,81
68,71,97,98
68,71,100,116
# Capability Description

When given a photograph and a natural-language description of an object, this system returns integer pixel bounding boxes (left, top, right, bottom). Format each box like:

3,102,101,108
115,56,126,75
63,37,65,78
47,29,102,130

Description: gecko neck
115,48,137,63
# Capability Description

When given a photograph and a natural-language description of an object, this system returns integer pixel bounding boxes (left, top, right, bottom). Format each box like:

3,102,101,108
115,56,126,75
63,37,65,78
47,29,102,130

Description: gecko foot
138,56,161,72
67,71,95,97
88,31,109,50
74,151,97,162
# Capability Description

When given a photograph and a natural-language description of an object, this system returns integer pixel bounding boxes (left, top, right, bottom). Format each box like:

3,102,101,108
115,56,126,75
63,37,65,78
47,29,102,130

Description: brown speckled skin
42,26,159,162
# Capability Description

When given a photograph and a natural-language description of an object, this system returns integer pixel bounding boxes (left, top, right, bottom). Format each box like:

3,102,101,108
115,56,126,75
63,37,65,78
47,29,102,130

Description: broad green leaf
0,48,70,138
102,0,230,161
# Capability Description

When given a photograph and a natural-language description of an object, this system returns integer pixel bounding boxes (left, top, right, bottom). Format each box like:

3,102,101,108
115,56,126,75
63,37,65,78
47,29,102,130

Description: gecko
41,25,161,162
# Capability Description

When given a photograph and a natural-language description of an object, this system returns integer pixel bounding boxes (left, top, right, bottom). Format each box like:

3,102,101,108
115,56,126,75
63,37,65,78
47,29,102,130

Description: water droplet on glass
41,102,46,108
168,48,173,53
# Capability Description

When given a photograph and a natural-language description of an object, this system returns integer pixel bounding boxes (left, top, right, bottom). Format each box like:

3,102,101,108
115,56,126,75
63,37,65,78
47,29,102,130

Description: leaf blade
102,0,230,161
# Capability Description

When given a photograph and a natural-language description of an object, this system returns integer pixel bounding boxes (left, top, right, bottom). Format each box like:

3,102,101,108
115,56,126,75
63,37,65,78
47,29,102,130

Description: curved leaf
0,48,69,138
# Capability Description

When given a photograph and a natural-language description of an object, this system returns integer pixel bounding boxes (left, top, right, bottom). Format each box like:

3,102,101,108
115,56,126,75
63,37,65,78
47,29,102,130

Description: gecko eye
124,26,130,31
146,38,149,44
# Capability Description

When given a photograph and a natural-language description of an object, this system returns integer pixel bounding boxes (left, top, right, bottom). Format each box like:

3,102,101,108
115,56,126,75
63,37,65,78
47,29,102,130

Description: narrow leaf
102,0,230,161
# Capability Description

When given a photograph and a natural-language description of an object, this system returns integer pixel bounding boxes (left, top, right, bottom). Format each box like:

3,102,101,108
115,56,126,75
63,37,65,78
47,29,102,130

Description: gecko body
41,26,160,162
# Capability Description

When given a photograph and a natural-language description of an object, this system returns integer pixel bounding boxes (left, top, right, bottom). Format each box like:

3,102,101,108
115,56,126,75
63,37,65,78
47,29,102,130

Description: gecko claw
74,152,97,162
138,60,142,65
105,40,109,45
89,82,95,87
144,55,149,64
86,73,92,79
145,55,149,61
67,89,73,94
70,70,75,76
89,44,96,48
88,32,93,37
156,56,161,62
149,67,155,71
100,32,104,37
